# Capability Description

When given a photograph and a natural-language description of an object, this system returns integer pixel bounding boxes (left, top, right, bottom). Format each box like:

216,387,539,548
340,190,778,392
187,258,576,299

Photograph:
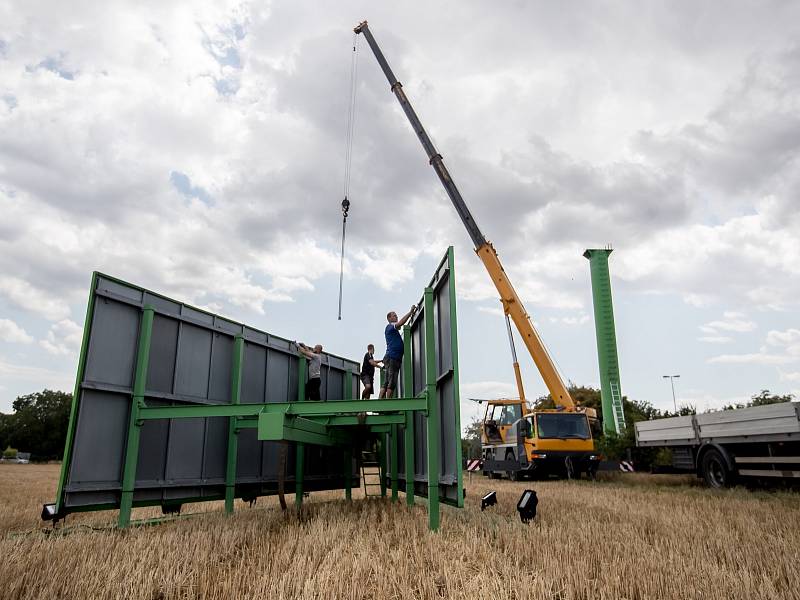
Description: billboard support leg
424,288,441,531
378,436,387,497
402,326,415,506
225,335,245,515
295,443,305,508
119,306,154,528
390,424,399,502
344,447,352,501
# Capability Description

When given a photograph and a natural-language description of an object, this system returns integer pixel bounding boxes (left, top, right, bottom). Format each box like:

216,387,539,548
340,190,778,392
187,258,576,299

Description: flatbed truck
635,401,800,487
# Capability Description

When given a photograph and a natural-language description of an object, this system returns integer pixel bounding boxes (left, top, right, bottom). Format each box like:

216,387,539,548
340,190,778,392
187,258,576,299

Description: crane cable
338,32,359,320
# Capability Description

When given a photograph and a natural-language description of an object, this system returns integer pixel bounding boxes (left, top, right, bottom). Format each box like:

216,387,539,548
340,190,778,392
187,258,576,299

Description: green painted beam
402,325,415,506
235,414,406,429
225,335,245,515
138,397,426,420
424,288,440,531
318,414,406,426
118,305,154,528
344,367,353,399
257,413,353,446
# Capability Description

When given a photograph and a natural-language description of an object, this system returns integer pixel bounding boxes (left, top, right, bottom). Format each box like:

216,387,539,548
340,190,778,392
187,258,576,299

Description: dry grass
1,464,799,600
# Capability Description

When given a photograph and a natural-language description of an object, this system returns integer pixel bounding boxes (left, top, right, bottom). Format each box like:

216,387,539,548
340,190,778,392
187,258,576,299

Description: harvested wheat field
1,464,799,600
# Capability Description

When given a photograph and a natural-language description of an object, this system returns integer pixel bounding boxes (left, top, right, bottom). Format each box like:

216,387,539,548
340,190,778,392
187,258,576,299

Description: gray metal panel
208,334,233,403
203,417,228,480
146,315,178,394
267,350,290,402
84,300,138,387
68,389,128,485
174,324,212,399
242,343,266,404
61,272,361,510
165,418,205,480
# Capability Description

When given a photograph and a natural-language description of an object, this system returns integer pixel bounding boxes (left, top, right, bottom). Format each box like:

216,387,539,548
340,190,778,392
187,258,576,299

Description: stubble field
1,463,798,600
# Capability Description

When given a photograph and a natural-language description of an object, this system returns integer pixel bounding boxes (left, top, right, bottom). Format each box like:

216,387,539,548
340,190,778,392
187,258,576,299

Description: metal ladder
360,450,383,497
610,380,626,433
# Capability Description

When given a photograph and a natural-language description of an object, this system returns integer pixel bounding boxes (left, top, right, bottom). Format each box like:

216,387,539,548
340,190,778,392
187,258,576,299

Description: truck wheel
505,450,518,481
700,449,734,488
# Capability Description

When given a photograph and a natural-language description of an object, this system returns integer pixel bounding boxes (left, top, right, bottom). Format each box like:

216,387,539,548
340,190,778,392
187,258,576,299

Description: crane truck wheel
700,448,735,488
505,450,519,481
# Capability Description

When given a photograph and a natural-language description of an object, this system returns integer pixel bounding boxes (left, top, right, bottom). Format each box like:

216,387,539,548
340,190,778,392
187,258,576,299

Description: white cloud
0,318,33,344
0,276,71,321
40,319,82,356
701,312,757,334
0,358,74,391
778,369,800,383
697,336,733,344
476,305,504,317
549,314,590,326
708,353,798,366
766,328,800,356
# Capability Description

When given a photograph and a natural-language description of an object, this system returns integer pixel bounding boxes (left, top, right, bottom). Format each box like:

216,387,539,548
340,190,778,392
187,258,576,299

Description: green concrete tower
584,248,626,434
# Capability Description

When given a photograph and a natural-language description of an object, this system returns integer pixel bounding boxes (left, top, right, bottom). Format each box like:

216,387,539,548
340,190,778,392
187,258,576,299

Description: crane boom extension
354,21,574,409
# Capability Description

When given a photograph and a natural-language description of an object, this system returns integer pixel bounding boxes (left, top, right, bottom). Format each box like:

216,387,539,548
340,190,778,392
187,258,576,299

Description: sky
1,1,799,429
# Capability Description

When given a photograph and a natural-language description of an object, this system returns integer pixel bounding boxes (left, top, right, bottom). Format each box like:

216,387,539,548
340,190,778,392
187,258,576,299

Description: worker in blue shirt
379,305,417,399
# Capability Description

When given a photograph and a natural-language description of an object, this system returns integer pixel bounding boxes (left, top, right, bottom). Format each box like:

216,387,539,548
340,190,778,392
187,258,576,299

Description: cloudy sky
1,1,799,427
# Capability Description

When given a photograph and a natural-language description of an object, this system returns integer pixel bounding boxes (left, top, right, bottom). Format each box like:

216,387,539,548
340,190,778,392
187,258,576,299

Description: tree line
0,390,72,460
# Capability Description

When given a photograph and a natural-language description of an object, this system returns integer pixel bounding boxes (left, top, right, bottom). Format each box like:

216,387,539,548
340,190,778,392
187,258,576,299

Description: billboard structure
48,248,463,530
384,247,464,519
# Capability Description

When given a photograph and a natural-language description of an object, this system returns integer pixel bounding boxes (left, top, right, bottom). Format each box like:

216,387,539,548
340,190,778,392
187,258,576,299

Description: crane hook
342,197,350,219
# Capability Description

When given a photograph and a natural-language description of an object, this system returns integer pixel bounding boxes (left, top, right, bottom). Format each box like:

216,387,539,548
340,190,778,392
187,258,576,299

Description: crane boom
354,21,574,409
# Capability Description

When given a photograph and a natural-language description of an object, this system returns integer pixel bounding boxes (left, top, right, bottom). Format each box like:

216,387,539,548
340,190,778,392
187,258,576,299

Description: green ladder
609,380,626,433
360,450,384,497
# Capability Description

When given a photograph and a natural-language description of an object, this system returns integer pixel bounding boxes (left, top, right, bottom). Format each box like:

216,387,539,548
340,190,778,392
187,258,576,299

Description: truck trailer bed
636,402,800,447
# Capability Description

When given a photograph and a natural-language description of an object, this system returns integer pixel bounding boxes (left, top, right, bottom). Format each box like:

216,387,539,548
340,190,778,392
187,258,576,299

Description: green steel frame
55,255,463,531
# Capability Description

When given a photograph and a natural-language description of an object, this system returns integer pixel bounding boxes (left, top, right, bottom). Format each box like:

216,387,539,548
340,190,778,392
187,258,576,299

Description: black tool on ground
481,490,497,511
516,489,538,523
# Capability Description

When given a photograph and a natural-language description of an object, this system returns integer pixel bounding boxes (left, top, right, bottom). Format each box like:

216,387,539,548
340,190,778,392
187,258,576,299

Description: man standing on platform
296,342,323,401
379,306,417,399
360,343,382,399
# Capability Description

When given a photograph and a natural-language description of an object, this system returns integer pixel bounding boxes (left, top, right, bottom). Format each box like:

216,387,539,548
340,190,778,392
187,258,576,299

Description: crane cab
481,399,600,480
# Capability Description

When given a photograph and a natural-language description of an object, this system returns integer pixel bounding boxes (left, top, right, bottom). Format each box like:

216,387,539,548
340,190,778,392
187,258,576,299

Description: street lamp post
662,375,680,413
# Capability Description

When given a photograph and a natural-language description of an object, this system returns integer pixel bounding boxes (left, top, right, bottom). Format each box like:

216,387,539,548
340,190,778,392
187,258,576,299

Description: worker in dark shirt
360,344,382,399
379,305,417,399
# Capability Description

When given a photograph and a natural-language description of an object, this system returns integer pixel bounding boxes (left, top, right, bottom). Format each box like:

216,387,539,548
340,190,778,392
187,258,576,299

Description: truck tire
700,448,735,488
505,450,519,481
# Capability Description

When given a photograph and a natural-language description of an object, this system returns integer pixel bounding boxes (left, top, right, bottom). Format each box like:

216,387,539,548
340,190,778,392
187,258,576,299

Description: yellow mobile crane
355,22,599,479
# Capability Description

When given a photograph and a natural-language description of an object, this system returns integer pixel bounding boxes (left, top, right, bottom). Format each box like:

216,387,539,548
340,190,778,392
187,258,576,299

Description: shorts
361,374,374,389
382,357,402,391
